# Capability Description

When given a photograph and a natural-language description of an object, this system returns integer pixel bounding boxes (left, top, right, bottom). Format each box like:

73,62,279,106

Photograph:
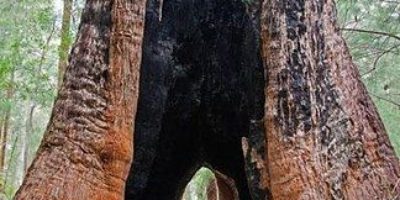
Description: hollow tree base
125,0,265,199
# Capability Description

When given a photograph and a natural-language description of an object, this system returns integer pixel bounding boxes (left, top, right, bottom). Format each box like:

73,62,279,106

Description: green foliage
183,168,215,200
0,0,83,197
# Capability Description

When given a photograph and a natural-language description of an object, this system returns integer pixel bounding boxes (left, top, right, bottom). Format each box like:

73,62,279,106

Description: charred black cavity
125,0,265,199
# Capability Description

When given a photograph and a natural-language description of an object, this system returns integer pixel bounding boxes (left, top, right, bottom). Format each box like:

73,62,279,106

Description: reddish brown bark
207,178,218,200
260,0,400,199
12,0,400,199
14,0,146,199
206,171,239,200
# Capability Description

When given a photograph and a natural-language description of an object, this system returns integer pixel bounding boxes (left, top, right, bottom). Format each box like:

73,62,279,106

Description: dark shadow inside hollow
125,0,264,199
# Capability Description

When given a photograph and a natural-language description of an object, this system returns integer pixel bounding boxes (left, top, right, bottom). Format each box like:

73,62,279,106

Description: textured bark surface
14,0,146,199
206,171,239,200
13,0,400,199
207,178,218,200
260,0,400,199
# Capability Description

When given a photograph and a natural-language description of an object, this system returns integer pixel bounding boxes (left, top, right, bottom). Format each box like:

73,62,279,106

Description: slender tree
258,0,400,199
0,69,15,193
22,104,36,173
14,0,147,199
0,69,15,174
57,0,73,89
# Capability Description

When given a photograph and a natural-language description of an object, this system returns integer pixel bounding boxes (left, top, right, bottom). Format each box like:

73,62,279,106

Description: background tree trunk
57,0,73,89
259,0,400,199
0,70,15,172
22,104,36,173
0,89,12,174
14,0,147,199
16,103,36,187
0,69,15,193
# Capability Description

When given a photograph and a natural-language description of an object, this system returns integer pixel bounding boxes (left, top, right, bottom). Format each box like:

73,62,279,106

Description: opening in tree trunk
125,0,266,199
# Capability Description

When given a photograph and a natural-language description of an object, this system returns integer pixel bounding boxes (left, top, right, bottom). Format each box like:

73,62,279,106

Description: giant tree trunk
14,0,146,199
13,0,400,199
258,0,400,199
